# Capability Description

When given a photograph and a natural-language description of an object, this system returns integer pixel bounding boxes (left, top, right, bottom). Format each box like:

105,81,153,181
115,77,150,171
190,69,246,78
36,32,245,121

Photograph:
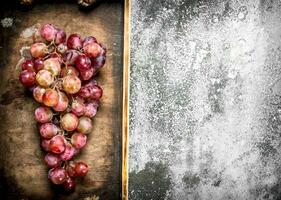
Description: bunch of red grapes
18,24,106,192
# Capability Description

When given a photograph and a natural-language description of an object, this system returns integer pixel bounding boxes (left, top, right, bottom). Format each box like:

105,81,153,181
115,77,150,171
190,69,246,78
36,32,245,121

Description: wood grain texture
121,0,130,199
0,1,123,200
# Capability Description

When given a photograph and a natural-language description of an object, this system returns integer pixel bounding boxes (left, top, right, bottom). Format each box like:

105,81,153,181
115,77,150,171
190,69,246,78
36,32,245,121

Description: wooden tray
0,0,130,199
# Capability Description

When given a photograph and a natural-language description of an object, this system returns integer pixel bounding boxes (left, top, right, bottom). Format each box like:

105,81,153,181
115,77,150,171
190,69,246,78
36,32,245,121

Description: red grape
71,99,85,116
41,139,51,151
77,81,100,99
40,24,57,42
60,66,79,77
75,55,91,71
63,176,76,192
61,113,79,131
34,58,44,72
80,67,95,81
83,43,102,58
30,42,48,58
55,28,66,44
62,75,81,94
71,133,87,149
42,89,59,107
53,91,69,112
77,116,92,134
77,86,91,99
49,135,66,154
63,50,80,65
36,69,54,87
82,36,97,47
90,85,103,100
40,123,59,139
44,153,62,168
19,70,36,87
35,106,53,123
67,34,82,50
48,168,67,185
74,162,89,177
60,143,75,161
84,102,98,118
33,86,46,103
22,60,34,71
91,54,106,69
43,58,61,77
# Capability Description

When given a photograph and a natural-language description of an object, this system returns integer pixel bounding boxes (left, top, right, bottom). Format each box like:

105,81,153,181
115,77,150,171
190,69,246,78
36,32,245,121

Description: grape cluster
18,24,106,192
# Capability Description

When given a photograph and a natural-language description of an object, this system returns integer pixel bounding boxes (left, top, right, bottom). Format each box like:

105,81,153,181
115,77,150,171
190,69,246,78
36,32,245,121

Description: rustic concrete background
129,0,281,199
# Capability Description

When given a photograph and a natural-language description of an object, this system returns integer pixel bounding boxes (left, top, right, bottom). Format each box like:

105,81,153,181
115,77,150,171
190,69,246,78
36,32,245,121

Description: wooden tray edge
122,0,130,199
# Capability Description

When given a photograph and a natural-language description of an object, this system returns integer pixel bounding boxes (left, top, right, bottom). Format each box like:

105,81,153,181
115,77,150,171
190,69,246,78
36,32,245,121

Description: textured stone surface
129,0,281,199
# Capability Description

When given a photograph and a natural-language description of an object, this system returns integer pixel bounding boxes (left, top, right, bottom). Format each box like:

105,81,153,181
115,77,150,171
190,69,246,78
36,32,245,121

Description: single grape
40,123,59,139
61,113,79,131
34,58,44,72
84,102,98,118
77,81,98,99
44,152,62,168
33,86,46,103
49,135,66,154
22,60,34,71
48,168,67,185
82,36,97,47
75,55,91,71
40,24,57,42
76,87,90,99
63,176,76,192
71,99,85,116
74,162,89,177
30,42,48,58
91,54,106,69
35,106,53,123
71,133,87,149
36,70,54,88
77,116,92,134
67,34,82,50
80,67,95,81
53,91,69,112
41,139,51,151
42,89,59,107
55,28,66,44
62,75,81,94
83,43,102,58
63,50,80,65
19,70,36,87
43,58,61,77
60,143,76,161
89,85,103,100
60,66,79,77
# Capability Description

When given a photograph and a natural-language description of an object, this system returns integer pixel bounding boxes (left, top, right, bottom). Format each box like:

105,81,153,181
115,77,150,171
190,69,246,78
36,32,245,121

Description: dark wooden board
0,1,124,199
